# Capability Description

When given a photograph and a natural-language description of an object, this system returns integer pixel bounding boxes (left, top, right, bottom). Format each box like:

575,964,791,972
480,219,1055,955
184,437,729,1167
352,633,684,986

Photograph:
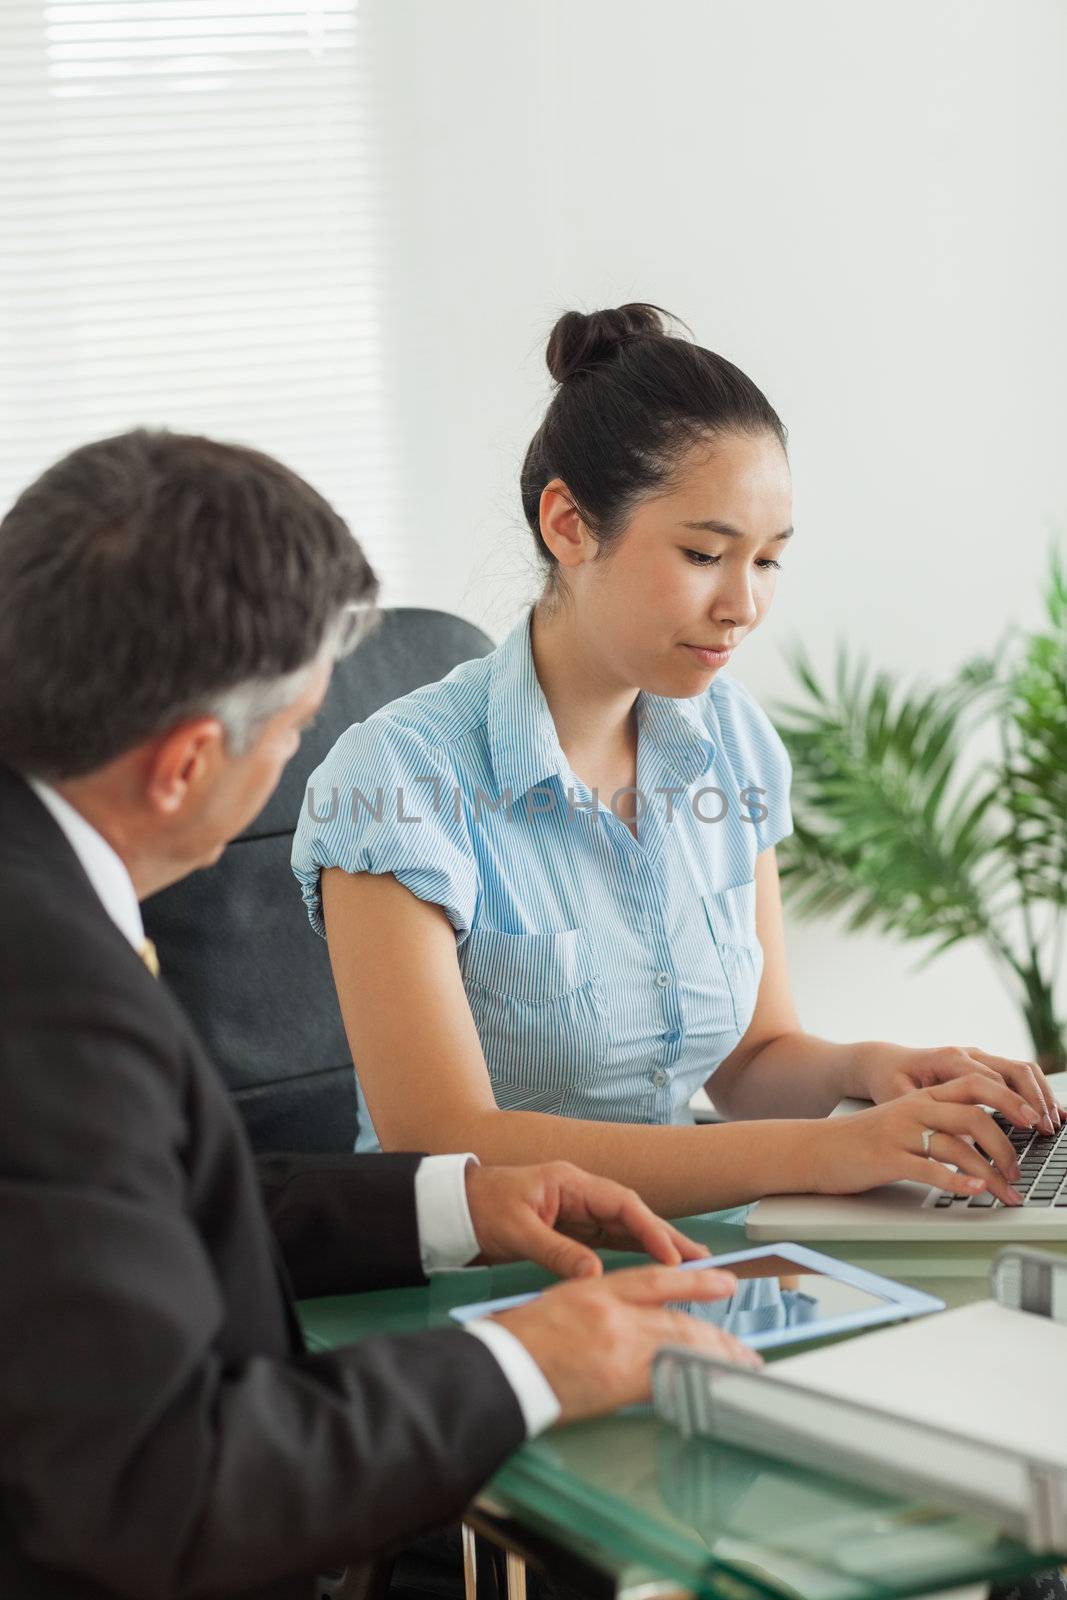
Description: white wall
371,0,1067,1061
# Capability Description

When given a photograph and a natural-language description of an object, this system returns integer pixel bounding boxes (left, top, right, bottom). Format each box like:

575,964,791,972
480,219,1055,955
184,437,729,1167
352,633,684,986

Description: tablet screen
446,1242,940,1352
673,1251,892,1340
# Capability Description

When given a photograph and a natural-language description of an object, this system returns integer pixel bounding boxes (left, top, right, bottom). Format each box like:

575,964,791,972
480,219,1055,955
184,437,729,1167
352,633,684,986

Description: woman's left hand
861,1042,1063,1132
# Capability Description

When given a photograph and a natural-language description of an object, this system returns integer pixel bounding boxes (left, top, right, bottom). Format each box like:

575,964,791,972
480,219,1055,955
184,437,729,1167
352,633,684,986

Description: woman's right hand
811,1072,1041,1205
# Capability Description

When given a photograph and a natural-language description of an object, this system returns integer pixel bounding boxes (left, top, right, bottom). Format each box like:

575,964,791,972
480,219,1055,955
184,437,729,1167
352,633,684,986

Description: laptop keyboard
931,1112,1067,1209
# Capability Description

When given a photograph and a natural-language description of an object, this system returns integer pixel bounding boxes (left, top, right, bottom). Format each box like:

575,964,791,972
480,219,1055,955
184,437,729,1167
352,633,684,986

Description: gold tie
138,937,160,979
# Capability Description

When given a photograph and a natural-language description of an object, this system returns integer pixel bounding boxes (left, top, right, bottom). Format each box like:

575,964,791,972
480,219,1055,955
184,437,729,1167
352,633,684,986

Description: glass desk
300,1211,1067,1600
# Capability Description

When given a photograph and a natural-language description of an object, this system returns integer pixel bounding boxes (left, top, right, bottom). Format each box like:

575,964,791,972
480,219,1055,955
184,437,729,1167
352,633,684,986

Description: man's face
161,654,333,878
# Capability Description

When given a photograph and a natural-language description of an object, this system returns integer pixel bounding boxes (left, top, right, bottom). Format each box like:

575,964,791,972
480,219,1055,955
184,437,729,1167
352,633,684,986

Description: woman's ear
539,478,597,570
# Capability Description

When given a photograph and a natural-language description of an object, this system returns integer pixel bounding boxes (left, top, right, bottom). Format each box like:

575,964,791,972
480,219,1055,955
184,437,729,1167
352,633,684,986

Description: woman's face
560,430,793,697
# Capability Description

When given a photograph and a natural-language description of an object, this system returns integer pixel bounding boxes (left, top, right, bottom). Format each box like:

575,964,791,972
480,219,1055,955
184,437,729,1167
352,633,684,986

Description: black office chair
143,605,494,1154
990,1575,1067,1600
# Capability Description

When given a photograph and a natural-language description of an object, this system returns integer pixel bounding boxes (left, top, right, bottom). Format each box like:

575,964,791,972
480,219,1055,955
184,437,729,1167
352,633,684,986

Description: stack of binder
653,1247,1067,1553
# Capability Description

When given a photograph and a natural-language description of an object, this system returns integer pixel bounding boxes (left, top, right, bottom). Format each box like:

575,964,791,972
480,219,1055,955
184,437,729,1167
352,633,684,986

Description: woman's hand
812,1072,1049,1206
858,1042,1062,1133
463,1161,710,1278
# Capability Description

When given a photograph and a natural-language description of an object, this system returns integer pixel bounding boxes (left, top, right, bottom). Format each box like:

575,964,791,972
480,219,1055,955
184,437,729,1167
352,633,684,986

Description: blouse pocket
460,926,586,1003
458,926,606,1097
702,881,763,1035
491,1082,568,1115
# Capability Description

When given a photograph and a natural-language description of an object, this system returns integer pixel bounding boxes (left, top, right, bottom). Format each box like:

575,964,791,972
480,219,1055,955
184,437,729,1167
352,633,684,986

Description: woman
291,303,1060,1217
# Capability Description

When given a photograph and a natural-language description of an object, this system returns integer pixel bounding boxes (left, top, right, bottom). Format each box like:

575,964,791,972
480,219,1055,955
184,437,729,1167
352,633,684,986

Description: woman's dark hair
520,303,787,600
0,428,377,778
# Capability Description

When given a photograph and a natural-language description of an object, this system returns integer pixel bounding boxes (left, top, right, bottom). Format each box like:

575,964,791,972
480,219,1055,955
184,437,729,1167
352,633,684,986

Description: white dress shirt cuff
414,1153,481,1272
463,1318,562,1438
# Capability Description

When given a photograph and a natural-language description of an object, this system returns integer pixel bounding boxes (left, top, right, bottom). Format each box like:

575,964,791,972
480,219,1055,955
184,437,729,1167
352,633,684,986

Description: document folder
652,1247,1067,1553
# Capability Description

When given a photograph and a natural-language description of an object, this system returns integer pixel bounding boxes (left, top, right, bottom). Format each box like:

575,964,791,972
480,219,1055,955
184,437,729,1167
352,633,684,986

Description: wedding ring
920,1127,935,1156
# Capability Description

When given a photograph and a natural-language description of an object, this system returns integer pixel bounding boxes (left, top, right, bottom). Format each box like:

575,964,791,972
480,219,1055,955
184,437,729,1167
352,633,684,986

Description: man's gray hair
206,603,380,756
0,430,379,779
206,660,324,758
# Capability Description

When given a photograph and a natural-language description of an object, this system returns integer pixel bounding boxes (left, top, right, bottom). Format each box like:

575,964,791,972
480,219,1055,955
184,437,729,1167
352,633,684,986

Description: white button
650,1069,669,1088
629,856,642,872
655,971,673,988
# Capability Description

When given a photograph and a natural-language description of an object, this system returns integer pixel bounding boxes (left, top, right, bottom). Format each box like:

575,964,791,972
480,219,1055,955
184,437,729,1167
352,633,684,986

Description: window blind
0,0,401,588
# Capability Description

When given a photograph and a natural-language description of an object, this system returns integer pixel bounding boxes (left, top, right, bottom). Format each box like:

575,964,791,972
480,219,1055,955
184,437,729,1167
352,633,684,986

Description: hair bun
545,302,670,384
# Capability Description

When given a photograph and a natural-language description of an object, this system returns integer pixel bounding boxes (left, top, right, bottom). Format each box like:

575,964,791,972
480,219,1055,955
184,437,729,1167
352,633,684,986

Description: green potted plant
773,544,1066,1072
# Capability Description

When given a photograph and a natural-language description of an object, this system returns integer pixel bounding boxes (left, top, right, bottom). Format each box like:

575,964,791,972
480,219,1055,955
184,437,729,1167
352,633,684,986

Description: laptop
747,1071,1067,1242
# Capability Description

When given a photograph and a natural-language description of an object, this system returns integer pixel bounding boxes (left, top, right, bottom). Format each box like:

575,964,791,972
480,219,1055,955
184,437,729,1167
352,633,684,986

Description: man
0,430,753,1600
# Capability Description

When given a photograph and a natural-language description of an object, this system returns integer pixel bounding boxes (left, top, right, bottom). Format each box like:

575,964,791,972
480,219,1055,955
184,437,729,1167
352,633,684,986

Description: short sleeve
709,675,794,854
291,717,479,941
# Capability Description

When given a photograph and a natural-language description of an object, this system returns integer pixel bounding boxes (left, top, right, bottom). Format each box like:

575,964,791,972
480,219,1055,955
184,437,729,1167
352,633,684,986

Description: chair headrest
244,606,494,837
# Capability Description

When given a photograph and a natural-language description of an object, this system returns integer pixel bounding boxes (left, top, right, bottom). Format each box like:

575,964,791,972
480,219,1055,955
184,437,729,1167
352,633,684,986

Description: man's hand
493,1263,761,1423
861,1042,1063,1133
464,1161,708,1278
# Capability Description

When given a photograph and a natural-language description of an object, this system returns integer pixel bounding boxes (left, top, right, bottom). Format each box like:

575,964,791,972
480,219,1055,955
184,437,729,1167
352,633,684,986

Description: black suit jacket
0,765,524,1600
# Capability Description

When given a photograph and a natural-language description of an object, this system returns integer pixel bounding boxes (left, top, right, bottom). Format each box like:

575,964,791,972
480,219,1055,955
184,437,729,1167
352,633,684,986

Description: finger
965,1049,1060,1132
517,1215,604,1279
899,1154,999,1200
941,1061,1001,1083
922,1101,1019,1182
929,1072,1042,1131
713,1328,764,1369
657,1309,763,1369
668,1228,714,1263
922,1132,1022,1206
920,1050,1000,1088
554,1170,689,1265
607,1191,686,1264
600,1264,739,1306
598,1221,708,1263
962,1050,1049,1127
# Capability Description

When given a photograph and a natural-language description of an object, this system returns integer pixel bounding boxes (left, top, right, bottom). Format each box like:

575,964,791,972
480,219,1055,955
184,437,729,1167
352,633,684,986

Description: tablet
448,1242,944,1352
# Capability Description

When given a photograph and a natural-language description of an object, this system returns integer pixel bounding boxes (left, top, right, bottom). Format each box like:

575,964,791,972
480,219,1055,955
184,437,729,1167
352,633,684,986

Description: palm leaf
770,543,1066,1068
992,545,1067,908
773,638,1002,958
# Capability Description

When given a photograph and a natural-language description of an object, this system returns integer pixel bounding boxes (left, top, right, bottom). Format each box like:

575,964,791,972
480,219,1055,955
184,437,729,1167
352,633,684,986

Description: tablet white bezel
447,1240,945,1351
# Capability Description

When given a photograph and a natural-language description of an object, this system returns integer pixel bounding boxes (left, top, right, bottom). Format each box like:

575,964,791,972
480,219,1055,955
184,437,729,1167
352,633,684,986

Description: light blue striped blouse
291,605,794,1154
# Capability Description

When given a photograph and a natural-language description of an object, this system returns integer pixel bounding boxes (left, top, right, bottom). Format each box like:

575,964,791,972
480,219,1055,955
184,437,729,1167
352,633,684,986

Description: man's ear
144,718,228,816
